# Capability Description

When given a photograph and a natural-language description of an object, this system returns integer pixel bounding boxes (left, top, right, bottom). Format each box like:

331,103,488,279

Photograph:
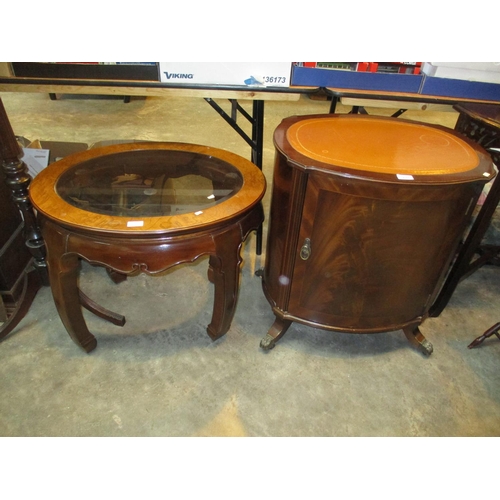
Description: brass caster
260,333,276,350
403,326,434,357
420,339,434,356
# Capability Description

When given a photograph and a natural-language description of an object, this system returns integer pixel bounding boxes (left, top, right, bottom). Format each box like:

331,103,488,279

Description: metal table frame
325,87,500,118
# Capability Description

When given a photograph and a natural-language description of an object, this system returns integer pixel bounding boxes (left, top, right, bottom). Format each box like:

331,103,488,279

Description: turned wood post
0,98,49,285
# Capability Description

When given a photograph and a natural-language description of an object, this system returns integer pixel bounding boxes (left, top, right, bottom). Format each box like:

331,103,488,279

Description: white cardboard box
21,147,50,178
422,62,500,84
159,62,291,87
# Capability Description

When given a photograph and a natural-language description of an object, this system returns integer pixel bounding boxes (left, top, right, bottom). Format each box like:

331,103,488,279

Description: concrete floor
0,90,499,437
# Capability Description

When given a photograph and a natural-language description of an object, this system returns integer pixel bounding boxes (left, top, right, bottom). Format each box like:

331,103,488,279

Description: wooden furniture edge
0,80,308,101
326,86,500,106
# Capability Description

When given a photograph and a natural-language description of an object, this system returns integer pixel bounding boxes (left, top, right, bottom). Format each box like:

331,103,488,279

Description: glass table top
55,149,244,217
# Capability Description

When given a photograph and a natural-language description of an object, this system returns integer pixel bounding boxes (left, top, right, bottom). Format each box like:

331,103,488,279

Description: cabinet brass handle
300,238,311,260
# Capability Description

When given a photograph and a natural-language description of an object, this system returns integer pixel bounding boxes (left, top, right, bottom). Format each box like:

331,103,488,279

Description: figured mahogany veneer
30,142,266,352
261,114,495,355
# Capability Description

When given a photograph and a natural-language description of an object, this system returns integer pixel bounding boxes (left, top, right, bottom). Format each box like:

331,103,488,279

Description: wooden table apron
29,142,265,353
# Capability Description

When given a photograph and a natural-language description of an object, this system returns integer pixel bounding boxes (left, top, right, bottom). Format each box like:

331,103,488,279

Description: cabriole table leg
260,317,292,350
403,325,433,356
48,251,97,353
207,226,244,341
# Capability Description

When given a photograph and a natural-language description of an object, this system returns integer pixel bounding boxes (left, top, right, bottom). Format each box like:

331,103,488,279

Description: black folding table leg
329,95,339,114
251,100,264,255
204,97,265,256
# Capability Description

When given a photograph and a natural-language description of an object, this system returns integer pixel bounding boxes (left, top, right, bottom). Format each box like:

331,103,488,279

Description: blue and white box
159,62,291,87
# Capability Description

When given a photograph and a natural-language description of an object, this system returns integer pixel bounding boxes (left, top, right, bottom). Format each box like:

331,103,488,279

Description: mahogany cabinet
260,114,495,354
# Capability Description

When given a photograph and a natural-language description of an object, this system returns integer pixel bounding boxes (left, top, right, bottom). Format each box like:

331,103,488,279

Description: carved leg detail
260,317,292,350
0,98,49,286
49,251,97,353
206,233,242,341
403,325,433,356
207,264,214,284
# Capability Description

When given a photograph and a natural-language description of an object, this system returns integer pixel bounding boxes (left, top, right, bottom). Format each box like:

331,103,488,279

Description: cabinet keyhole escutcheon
300,238,311,260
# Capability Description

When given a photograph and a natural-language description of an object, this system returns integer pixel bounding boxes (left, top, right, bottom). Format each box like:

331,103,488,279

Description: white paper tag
127,221,144,227
397,174,414,180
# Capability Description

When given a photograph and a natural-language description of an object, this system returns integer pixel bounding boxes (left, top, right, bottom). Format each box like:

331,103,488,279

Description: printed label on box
159,63,291,87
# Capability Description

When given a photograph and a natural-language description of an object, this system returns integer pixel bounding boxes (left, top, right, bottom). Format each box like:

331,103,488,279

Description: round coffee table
29,142,266,352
